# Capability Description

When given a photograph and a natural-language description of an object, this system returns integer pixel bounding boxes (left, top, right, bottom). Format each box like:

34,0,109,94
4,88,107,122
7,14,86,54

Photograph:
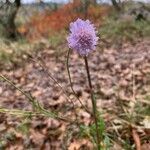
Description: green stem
84,56,101,150
66,49,91,114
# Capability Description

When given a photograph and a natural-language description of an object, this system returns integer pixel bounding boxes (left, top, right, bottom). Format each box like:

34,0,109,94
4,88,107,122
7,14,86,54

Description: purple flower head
67,18,99,56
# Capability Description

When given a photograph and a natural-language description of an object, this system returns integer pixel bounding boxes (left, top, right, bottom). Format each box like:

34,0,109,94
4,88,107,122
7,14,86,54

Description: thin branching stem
31,57,82,125
0,74,34,103
31,57,75,106
0,108,41,117
66,48,91,114
0,74,70,122
84,56,101,150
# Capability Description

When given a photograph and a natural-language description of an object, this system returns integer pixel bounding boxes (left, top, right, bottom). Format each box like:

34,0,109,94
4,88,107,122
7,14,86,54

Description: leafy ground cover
0,37,150,149
0,1,150,149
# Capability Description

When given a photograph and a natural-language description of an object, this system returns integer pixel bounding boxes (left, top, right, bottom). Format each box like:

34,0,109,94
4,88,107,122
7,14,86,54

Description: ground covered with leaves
0,37,150,149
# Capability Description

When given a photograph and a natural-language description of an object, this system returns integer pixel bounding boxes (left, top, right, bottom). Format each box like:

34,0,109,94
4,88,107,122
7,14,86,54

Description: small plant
0,18,112,150
79,117,110,150
67,18,106,150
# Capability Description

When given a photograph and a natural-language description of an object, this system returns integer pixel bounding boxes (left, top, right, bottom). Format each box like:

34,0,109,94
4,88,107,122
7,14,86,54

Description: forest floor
0,37,150,149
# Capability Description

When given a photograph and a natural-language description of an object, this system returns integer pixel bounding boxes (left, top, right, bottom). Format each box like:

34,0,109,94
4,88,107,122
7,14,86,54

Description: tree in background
111,0,121,11
81,0,97,18
0,0,21,39
82,0,90,18
72,0,97,19
91,0,97,5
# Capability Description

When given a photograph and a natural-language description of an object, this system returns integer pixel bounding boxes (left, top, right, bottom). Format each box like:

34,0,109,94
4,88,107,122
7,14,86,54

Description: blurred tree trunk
0,0,21,39
83,0,90,19
53,3,58,11
91,0,97,5
111,0,121,11
83,0,98,18
72,0,97,19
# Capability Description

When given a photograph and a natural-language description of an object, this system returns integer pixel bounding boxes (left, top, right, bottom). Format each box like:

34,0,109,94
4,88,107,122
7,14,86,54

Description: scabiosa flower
67,18,99,56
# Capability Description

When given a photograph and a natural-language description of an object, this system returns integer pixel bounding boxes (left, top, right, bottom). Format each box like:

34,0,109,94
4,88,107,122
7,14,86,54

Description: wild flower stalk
67,18,101,149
